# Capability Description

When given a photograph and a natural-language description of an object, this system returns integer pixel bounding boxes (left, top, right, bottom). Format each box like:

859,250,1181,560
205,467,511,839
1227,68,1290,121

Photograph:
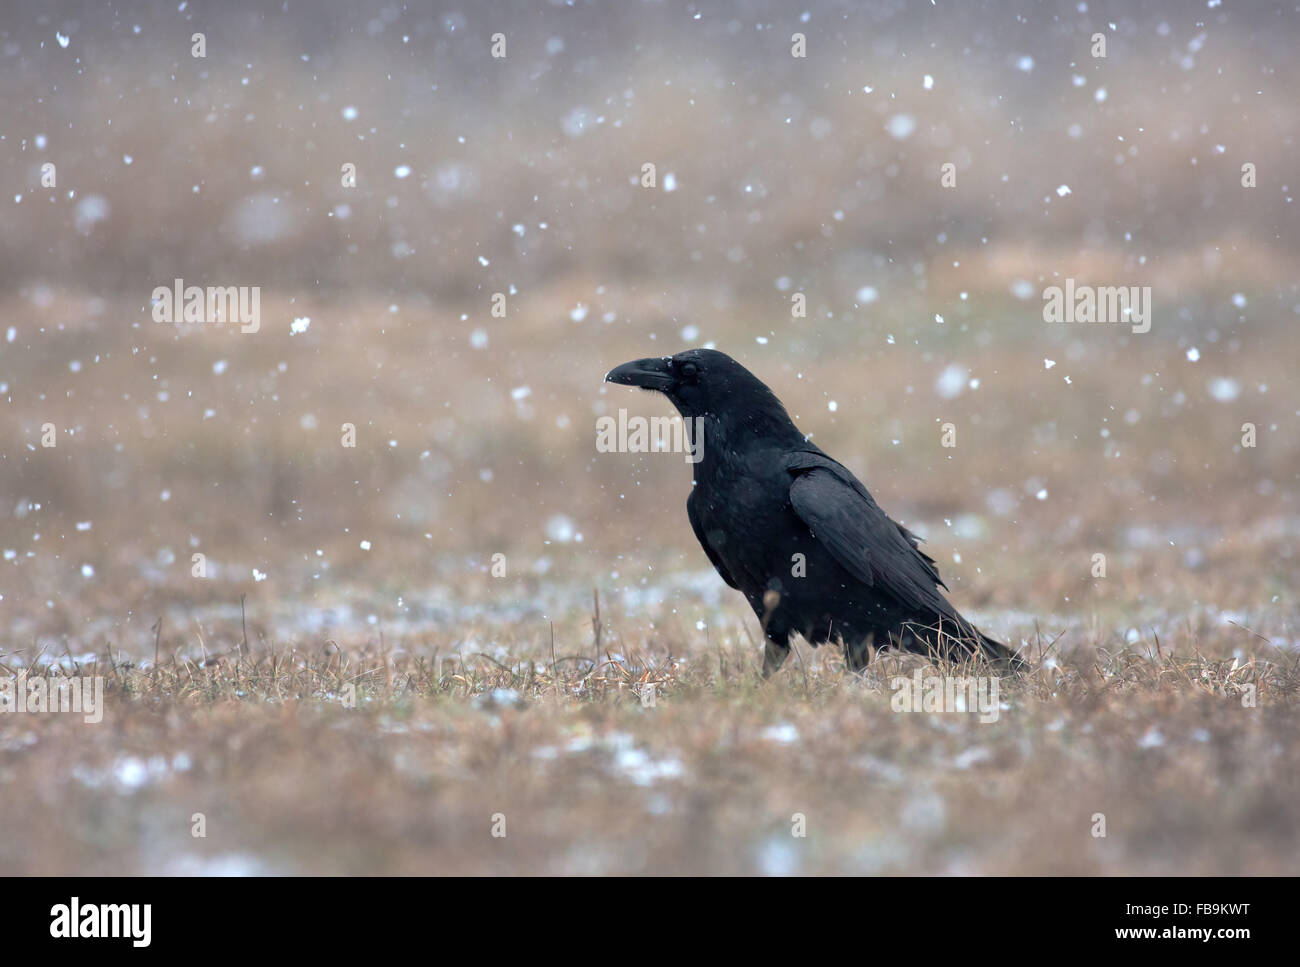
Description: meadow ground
1,286,1297,875
2,1,1298,875
2,632,1296,876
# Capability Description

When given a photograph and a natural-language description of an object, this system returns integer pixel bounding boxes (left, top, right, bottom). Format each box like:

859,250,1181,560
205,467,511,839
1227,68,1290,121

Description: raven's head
605,348,796,431
605,349,733,417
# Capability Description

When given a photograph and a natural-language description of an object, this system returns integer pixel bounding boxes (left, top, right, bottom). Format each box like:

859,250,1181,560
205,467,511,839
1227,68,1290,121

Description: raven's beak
605,357,673,391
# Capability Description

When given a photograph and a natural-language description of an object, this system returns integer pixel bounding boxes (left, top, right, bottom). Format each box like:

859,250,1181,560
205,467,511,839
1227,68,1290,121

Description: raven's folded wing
788,464,960,622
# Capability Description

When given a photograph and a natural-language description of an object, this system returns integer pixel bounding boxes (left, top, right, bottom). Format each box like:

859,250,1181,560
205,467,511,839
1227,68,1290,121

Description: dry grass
1,624,1296,875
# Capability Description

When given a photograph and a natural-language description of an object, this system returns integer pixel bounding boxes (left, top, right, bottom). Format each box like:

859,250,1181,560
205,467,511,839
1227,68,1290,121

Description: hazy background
3,0,1296,634
0,0,1297,875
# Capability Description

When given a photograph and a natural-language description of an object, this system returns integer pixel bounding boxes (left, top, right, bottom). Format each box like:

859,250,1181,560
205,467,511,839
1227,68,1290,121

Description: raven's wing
786,461,960,622
687,489,741,590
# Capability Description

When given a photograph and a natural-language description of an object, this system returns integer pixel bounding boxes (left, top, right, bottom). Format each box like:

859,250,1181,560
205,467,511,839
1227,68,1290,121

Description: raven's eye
680,362,699,378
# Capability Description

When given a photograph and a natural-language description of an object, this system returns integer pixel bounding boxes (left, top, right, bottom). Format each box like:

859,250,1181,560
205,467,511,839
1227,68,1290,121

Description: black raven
605,348,1021,675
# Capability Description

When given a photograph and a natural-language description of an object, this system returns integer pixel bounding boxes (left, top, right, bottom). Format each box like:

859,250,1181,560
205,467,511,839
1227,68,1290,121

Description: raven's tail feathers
889,618,1026,672
923,617,1025,671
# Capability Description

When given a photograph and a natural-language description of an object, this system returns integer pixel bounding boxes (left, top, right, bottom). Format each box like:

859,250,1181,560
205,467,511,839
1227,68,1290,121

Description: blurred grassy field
2,643,1295,876
1,0,1298,874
